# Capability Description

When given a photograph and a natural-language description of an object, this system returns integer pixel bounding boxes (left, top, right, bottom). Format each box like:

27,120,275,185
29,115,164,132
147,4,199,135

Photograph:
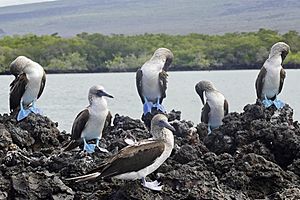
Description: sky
0,0,56,7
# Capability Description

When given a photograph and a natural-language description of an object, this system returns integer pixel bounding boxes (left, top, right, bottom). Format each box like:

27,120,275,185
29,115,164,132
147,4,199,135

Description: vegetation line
0,29,300,74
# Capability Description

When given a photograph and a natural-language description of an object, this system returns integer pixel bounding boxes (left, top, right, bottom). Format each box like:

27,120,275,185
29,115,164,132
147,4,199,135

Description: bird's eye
158,120,165,126
97,90,103,96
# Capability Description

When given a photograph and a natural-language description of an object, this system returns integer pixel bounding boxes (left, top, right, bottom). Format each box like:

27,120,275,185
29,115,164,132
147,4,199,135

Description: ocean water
1,70,299,131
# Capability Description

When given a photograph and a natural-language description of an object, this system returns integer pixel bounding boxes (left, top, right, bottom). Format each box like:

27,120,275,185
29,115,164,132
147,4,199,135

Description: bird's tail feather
65,172,101,182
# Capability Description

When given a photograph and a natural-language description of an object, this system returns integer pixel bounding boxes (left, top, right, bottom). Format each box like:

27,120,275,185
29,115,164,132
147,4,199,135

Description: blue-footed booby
63,85,113,154
255,42,290,109
10,56,31,79
195,81,229,134
136,48,173,115
9,56,46,121
66,114,175,191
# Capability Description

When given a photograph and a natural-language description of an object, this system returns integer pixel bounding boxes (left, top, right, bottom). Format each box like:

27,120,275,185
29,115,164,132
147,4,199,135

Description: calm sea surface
1,70,299,131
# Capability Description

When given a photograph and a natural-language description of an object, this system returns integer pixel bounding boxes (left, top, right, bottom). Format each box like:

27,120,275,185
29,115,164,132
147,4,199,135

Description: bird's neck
151,54,166,62
149,58,165,69
205,89,220,98
89,97,108,110
152,129,174,147
267,54,282,68
26,65,44,79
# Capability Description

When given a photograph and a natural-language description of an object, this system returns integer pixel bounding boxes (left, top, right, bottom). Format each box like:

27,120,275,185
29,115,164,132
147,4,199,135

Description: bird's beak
281,50,289,62
162,120,176,132
195,84,205,105
97,90,114,98
163,56,173,71
103,92,114,98
199,90,205,105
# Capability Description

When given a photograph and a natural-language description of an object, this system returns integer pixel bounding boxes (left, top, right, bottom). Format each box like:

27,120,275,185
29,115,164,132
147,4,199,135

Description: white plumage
205,91,226,129
141,59,164,102
21,62,44,106
81,96,109,140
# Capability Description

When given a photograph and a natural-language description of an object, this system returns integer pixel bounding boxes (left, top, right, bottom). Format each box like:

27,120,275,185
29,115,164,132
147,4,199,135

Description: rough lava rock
0,102,299,199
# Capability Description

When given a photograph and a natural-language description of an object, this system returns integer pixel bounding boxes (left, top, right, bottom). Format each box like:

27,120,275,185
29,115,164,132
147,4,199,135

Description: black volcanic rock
204,102,300,169
0,103,299,199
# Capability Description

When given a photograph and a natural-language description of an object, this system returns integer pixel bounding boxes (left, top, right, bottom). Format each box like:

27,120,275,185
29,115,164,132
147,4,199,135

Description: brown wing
63,109,90,151
224,99,229,116
255,67,267,100
201,103,210,124
71,109,89,140
278,67,286,94
158,70,168,104
103,111,112,135
9,73,28,112
136,69,144,103
99,141,165,178
37,71,46,99
9,78,17,88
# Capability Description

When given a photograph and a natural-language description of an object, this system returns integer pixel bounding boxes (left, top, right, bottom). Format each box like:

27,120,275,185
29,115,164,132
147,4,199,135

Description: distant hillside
0,0,299,36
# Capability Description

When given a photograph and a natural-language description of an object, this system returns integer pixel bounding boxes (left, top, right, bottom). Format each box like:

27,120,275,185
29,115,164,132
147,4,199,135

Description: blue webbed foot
83,138,96,153
207,126,212,134
153,103,166,113
17,108,31,121
143,101,153,114
153,98,166,113
29,106,42,114
262,97,273,108
29,101,42,114
84,143,96,154
143,102,153,114
273,99,285,109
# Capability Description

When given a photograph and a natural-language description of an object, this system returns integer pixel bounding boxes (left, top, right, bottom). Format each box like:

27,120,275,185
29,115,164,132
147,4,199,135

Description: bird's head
269,42,290,62
151,114,175,138
88,85,113,103
195,80,216,105
10,56,31,77
152,48,174,71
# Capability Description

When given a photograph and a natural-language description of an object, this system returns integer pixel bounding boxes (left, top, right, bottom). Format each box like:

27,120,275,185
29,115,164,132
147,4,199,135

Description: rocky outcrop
0,102,299,199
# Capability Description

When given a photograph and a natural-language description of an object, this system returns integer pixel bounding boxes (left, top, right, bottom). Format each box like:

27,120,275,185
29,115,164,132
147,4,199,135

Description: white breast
81,99,108,140
206,91,225,128
141,60,164,102
261,56,282,99
22,66,44,106
262,66,281,99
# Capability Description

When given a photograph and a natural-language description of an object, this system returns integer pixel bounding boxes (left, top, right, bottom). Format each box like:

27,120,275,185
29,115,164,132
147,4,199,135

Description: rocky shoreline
0,102,299,199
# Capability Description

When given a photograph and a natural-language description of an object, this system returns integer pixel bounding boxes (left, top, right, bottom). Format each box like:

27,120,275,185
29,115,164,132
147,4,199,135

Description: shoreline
1,63,300,75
